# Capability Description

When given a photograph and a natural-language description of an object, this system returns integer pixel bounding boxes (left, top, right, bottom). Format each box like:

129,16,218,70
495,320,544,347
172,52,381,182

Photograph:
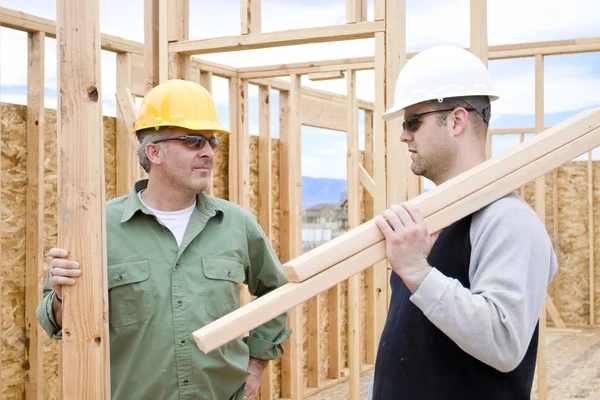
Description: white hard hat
382,45,499,121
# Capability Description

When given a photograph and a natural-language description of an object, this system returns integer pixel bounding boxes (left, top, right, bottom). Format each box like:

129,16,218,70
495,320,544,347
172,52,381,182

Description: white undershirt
138,190,195,247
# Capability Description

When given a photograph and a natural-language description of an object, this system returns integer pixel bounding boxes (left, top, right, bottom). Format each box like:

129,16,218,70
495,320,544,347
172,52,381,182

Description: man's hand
243,358,268,400
374,203,439,293
47,248,81,327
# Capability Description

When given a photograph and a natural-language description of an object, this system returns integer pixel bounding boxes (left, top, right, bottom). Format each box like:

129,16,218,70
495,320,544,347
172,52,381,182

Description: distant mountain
302,176,347,209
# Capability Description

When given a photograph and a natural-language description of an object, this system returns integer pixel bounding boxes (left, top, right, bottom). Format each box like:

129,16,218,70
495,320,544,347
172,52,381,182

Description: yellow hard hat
134,79,233,135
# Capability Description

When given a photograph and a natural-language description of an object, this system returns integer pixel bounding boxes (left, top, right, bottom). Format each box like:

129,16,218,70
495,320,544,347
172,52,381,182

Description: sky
2,0,600,188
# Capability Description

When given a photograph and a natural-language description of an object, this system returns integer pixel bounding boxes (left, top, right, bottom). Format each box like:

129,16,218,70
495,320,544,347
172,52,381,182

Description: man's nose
400,130,413,143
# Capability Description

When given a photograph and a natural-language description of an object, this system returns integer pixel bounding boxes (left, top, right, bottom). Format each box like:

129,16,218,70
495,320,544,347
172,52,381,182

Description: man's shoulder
106,195,129,218
209,195,254,218
472,192,549,238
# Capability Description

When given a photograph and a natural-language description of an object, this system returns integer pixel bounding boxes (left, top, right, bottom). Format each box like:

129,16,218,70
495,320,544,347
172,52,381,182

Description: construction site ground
306,327,600,400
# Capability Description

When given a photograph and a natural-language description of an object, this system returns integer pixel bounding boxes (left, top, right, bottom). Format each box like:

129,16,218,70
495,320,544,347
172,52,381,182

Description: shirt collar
120,179,224,223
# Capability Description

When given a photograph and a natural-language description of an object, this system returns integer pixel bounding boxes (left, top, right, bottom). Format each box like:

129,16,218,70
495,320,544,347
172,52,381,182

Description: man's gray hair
430,95,491,136
136,128,168,172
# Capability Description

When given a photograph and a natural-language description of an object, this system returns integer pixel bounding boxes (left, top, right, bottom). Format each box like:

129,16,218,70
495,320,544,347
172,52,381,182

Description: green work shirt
36,180,291,400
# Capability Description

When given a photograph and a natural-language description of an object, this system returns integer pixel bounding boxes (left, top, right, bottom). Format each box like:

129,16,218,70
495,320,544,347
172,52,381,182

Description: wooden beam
347,69,361,400
241,0,261,34
56,0,109,398
169,21,385,55
347,0,367,23
168,0,192,80
545,293,566,329
238,56,372,77
115,54,139,197
192,114,600,354
470,0,488,67
279,77,304,399
301,95,347,132
359,164,376,198
25,30,45,400
284,107,600,282
239,61,373,79
144,0,160,92
258,85,272,239
589,149,595,325
158,0,169,83
534,54,547,400
307,71,345,81
228,78,240,203
0,6,143,54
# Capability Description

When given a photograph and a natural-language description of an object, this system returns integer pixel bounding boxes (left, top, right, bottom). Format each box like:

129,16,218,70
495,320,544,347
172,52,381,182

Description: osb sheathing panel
0,103,116,399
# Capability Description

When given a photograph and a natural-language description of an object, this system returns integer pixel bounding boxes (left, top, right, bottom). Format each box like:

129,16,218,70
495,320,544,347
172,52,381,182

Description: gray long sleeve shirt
369,192,558,397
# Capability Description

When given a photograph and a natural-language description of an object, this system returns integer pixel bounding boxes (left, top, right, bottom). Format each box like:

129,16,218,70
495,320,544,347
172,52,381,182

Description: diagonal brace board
192,109,600,354
283,107,600,283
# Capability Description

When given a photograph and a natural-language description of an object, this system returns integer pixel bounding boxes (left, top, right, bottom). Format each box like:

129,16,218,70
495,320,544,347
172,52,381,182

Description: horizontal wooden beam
283,106,600,282
250,77,375,111
301,95,347,131
192,108,600,354
169,21,385,55
0,6,142,54
308,71,345,81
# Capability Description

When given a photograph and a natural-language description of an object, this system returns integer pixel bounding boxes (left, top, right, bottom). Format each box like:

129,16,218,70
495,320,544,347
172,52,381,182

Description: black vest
371,215,539,400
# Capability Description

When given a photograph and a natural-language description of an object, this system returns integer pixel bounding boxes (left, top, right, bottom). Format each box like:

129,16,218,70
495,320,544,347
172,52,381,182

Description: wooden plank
144,0,160,92
346,0,366,23
589,149,595,325
199,71,213,93
241,0,261,34
534,54,547,400
239,61,373,79
238,79,251,211
25,30,45,400
545,294,566,329
228,78,240,203
301,95,347,132
158,0,169,83
307,293,321,388
307,71,345,81
470,0,488,66
170,21,385,55
115,54,139,197
347,69,361,400
258,85,272,239
192,118,600,354
362,109,378,364
168,0,191,80
386,0,409,205
372,27,388,356
359,164,376,198
327,286,341,379
284,107,600,282
249,77,375,111
238,56,372,77
56,0,109,398
0,6,143,54
279,76,304,399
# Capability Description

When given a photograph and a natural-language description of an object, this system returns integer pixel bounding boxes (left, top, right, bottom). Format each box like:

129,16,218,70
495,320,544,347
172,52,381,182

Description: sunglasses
403,107,476,132
152,135,219,152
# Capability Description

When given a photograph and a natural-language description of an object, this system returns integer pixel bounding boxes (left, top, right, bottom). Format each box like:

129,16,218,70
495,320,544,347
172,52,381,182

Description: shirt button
179,340,186,346
227,270,232,277
177,300,183,306
175,263,180,268
183,380,189,385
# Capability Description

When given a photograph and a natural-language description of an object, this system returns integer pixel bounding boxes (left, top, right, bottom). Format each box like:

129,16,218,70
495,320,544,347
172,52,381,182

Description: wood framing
192,112,600,353
25,30,45,400
56,0,110,398
169,21,385,55
284,107,600,283
241,0,261,34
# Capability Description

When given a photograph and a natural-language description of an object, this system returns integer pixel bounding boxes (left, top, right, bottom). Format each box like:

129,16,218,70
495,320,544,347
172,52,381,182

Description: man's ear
450,107,469,137
146,143,163,166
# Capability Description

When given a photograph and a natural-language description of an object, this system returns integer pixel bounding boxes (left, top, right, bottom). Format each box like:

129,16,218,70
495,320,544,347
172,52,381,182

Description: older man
37,79,291,400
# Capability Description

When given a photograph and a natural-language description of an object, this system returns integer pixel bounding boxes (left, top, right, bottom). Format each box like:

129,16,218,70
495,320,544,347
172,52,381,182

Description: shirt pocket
202,256,246,319
108,258,155,328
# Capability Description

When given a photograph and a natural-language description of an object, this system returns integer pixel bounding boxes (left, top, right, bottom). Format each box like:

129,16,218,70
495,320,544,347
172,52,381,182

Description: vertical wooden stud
279,76,303,399
25,30,45,400
534,53,547,400
57,0,110,398
116,53,140,197
228,78,240,203
144,0,160,92
241,0,261,34
158,0,169,83
168,0,191,80
589,150,595,325
347,69,361,399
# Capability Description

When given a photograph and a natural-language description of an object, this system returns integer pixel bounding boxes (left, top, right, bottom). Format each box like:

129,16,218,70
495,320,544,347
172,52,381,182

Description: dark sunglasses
152,135,219,152
403,107,476,132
